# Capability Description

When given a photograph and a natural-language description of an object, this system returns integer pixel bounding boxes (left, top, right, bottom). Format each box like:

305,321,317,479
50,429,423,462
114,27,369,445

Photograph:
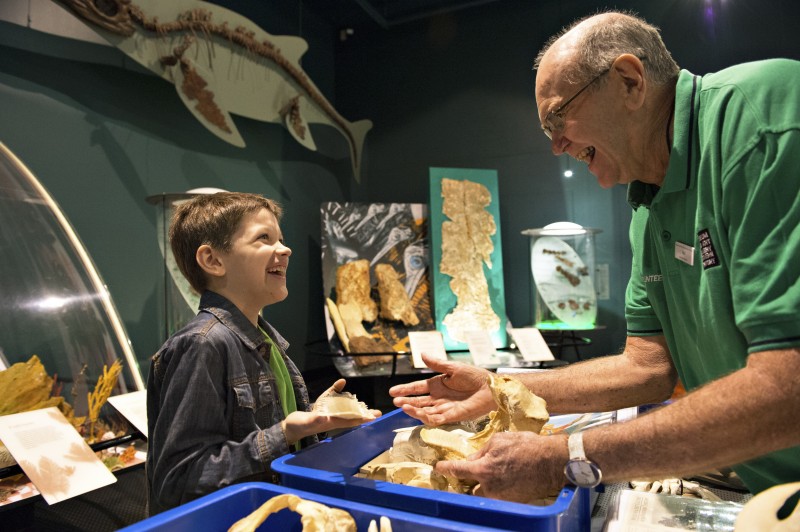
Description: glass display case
0,142,143,394
0,142,144,505
146,188,229,340
522,222,602,330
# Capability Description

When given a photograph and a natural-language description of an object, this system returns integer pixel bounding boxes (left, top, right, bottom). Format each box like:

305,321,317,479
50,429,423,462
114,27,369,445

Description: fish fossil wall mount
52,0,373,180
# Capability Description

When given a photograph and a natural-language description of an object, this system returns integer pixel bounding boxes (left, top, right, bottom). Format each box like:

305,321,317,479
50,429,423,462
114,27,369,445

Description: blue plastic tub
272,409,591,531
120,482,505,531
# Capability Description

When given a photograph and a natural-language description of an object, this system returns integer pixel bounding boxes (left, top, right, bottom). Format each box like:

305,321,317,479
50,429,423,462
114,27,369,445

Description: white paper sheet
464,329,499,365
408,330,448,368
0,407,116,504
107,390,148,438
509,327,555,361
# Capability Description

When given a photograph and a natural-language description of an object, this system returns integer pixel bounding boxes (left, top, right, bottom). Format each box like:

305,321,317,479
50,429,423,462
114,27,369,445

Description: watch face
565,459,602,488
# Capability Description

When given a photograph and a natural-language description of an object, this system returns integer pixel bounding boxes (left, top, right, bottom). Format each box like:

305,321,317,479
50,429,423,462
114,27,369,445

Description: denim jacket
146,291,317,514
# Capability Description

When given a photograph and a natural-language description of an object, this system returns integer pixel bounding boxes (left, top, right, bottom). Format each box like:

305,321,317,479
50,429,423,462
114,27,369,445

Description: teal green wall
334,0,800,358
0,5,352,379
1,0,798,382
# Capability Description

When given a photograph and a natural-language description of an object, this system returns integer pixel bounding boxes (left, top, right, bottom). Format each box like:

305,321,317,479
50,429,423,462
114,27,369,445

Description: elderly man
390,11,800,503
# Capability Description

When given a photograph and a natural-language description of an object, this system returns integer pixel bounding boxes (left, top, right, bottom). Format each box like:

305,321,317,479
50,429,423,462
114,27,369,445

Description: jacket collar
199,291,289,352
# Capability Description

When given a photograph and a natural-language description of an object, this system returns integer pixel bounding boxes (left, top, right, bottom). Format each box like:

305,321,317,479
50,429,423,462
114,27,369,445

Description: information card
0,407,116,504
108,390,148,438
408,330,448,369
464,329,499,366
509,327,555,362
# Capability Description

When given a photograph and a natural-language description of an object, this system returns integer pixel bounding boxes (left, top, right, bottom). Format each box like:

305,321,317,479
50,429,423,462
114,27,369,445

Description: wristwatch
564,431,602,488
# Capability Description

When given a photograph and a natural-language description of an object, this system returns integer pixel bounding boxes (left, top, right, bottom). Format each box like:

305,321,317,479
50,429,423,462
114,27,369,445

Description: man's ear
196,244,225,278
612,54,646,110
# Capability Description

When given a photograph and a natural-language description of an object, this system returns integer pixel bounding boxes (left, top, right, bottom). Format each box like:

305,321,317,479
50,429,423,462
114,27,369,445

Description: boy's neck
207,288,262,327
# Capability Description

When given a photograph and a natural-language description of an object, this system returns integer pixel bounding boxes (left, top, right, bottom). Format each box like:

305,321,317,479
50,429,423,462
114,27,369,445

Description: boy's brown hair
169,192,283,294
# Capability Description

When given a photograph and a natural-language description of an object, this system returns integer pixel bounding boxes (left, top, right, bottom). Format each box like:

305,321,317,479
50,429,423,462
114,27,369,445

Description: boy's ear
196,244,225,278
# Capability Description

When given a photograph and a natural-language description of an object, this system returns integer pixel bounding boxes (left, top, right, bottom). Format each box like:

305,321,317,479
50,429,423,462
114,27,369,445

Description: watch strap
568,431,587,461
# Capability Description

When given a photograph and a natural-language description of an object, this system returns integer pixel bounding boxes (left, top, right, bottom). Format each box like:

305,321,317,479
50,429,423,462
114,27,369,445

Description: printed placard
510,327,555,361
108,390,148,438
464,329,499,366
408,330,448,369
0,408,116,504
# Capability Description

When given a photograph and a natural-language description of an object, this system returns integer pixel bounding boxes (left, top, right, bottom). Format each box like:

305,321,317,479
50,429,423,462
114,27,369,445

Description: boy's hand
283,379,380,443
282,408,381,445
316,378,348,401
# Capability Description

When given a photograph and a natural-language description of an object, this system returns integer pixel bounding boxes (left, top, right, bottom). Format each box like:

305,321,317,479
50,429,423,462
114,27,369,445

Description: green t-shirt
625,60,800,493
259,327,297,418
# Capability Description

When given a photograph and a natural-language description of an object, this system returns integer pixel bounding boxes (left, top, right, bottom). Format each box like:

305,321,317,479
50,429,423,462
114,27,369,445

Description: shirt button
662,230,671,241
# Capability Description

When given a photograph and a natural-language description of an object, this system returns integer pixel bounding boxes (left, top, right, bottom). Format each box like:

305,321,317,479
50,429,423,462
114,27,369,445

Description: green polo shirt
625,59,800,493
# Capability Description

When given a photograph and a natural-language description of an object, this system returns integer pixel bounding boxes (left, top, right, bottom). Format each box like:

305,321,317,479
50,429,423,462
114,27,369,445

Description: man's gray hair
534,11,680,87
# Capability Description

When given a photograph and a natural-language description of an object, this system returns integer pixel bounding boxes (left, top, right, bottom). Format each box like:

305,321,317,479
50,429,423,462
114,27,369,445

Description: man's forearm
584,348,800,483
517,336,677,413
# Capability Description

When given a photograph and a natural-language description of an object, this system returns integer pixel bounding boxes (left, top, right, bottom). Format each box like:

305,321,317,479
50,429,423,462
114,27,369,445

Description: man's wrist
564,431,603,488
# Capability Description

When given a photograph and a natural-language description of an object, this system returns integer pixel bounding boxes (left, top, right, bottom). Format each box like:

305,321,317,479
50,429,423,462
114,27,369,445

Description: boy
146,192,379,514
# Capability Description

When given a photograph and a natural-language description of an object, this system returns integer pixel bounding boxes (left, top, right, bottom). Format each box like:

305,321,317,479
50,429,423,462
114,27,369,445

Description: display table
305,344,569,413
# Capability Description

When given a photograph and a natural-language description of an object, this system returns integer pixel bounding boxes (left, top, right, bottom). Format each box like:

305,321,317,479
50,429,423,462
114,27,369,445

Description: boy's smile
207,207,292,324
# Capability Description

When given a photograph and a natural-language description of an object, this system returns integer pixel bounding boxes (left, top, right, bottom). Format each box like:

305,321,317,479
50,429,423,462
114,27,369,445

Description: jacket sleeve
147,333,291,510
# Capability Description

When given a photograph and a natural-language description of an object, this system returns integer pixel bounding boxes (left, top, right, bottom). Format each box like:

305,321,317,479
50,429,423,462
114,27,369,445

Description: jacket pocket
232,382,256,410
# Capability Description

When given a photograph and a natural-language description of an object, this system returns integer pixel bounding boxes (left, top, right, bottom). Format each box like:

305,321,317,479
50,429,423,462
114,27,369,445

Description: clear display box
521,222,602,330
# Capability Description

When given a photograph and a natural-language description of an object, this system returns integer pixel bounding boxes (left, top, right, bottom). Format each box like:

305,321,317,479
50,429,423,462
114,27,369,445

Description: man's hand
435,432,569,503
388,353,495,426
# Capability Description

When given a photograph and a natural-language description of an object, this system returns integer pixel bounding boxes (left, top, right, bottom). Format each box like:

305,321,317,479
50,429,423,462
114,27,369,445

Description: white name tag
675,241,694,266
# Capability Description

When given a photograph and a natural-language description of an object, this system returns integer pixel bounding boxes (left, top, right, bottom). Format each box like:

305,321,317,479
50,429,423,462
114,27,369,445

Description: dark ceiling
294,0,505,30
338,0,504,28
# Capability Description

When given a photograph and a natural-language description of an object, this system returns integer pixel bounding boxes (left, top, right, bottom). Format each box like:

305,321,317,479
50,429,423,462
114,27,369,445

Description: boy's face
214,208,291,317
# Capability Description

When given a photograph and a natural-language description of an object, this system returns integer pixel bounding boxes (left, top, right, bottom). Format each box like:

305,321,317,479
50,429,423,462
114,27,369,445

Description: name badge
675,241,695,266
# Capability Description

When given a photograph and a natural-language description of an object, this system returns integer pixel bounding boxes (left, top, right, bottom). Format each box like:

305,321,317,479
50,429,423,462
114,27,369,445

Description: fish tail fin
348,119,373,183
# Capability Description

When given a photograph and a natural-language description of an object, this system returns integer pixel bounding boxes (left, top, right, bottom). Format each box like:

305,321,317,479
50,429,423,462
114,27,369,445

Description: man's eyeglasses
541,68,610,139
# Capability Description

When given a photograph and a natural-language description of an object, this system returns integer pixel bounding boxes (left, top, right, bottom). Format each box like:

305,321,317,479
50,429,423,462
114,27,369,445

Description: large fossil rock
336,259,377,323
420,373,549,461
375,263,419,326
362,373,550,496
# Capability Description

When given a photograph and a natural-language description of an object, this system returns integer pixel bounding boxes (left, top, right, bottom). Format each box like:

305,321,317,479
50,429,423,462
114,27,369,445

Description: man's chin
591,171,617,189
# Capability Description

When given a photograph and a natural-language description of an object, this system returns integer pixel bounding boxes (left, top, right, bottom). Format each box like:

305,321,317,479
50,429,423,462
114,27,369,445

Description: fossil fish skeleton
51,0,373,180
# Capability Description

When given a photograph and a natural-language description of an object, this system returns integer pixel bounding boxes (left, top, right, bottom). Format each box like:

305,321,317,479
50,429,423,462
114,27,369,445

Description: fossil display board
320,202,434,366
429,168,508,351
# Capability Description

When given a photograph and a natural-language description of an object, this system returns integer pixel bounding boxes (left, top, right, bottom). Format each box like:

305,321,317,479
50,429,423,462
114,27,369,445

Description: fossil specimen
439,178,500,342
313,389,373,420
53,0,372,180
421,374,549,461
227,493,356,532
336,260,378,323
361,374,549,495
375,263,419,326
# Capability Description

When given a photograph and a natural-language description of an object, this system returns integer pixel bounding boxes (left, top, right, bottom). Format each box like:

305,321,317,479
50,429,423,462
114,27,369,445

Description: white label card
408,330,448,369
108,390,148,438
675,241,695,266
0,407,116,504
464,330,498,366
510,328,555,361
